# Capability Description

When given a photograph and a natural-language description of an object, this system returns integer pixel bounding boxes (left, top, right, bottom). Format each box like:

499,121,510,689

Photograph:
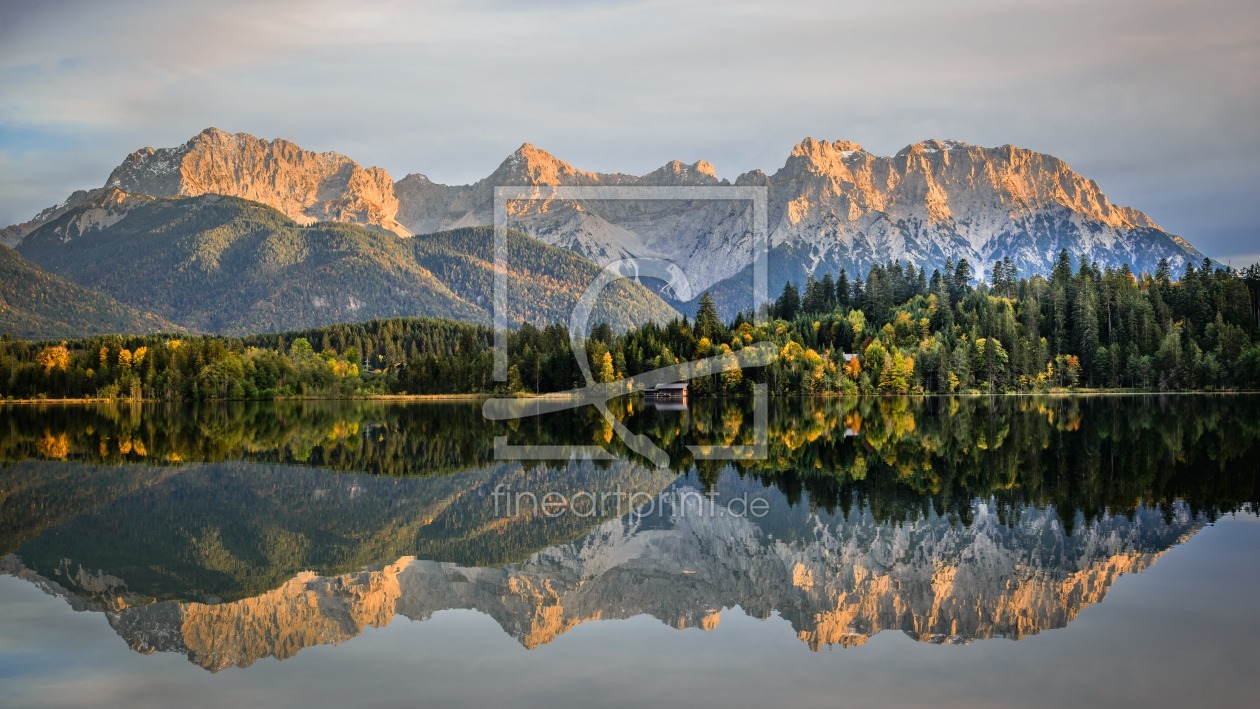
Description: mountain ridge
4,129,1206,314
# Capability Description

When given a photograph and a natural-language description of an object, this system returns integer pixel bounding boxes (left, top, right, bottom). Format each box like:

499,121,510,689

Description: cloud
0,0,1256,259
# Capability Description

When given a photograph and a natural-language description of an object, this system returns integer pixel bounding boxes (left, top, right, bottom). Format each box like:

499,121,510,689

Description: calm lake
1,396,1258,707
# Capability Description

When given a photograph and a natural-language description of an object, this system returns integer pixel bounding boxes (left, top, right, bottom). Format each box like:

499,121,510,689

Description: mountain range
2,128,1205,337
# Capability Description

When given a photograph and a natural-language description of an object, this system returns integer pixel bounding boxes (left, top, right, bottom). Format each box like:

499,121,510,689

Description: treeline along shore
3,253,1259,401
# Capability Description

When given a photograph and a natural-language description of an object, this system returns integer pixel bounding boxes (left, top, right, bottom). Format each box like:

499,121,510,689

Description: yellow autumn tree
721,355,744,390
596,351,616,383
780,341,805,364
847,310,866,341
36,345,71,374
878,351,915,394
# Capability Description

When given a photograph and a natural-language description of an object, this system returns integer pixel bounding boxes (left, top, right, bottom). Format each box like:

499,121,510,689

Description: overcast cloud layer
1,0,1256,265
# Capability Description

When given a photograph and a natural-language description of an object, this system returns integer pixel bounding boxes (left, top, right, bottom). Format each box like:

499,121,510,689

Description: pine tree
774,282,800,320
951,259,973,303
694,292,723,341
821,272,837,311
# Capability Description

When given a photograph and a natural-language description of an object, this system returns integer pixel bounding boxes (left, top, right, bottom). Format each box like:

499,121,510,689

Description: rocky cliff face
5,128,410,242
102,127,410,236
8,482,1199,671
757,138,1199,283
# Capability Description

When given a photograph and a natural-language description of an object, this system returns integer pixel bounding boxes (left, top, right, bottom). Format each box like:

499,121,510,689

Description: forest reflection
1,395,1257,529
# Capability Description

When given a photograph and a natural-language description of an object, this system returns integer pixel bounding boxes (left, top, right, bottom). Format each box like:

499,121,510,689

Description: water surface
1,396,1258,707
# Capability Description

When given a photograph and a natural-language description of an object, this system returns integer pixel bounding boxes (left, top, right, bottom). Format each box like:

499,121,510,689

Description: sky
1,0,1256,265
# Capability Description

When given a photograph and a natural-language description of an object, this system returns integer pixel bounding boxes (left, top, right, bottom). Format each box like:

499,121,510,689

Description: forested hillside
0,245,173,340
16,195,481,333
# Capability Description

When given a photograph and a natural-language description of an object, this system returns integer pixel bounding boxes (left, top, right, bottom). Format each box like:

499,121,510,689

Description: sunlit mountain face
4,129,1208,335
2,396,1256,671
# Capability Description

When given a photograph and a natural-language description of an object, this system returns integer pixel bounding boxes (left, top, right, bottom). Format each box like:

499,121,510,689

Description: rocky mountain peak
784,137,870,179
396,173,435,187
103,128,409,236
791,137,865,157
640,159,723,186
491,143,594,185
667,158,718,178
895,138,971,157
734,169,769,187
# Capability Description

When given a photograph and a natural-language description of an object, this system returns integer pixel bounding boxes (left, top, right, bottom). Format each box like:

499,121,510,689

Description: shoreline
2,389,1257,406
0,393,495,405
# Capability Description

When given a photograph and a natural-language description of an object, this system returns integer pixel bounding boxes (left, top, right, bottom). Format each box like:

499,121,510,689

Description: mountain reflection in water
1,395,1257,672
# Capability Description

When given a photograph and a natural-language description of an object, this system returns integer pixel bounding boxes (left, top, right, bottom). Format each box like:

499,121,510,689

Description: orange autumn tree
843,356,861,380
36,345,71,374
